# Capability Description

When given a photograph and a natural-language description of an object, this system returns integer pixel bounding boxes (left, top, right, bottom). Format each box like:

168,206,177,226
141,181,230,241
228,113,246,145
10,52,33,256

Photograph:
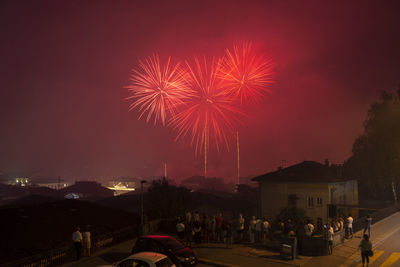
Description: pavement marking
355,250,383,267
372,226,400,249
379,252,400,267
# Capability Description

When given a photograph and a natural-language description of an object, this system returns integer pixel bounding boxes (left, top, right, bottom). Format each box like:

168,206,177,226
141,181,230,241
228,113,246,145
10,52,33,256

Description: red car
132,235,197,267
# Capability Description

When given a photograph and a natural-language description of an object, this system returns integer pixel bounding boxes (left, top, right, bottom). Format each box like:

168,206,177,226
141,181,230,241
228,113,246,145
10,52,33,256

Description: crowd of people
175,212,271,248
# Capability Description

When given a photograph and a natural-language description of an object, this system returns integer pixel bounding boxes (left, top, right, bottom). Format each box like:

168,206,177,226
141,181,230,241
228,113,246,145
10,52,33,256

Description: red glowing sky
1,0,400,181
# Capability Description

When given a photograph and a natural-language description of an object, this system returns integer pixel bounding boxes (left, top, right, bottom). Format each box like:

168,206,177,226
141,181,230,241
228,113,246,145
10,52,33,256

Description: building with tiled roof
252,160,358,229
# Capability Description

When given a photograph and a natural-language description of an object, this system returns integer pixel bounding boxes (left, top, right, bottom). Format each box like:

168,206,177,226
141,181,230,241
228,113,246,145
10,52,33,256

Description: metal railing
353,204,400,232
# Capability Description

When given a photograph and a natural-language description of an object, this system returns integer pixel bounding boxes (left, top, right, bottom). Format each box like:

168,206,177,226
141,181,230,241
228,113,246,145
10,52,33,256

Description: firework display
217,42,274,104
126,42,274,176
126,54,191,126
169,57,243,154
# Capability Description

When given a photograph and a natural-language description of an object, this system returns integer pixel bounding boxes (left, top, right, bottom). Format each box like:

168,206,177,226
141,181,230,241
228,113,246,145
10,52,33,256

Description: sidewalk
194,242,312,267
60,211,400,267
61,238,136,267
304,211,400,267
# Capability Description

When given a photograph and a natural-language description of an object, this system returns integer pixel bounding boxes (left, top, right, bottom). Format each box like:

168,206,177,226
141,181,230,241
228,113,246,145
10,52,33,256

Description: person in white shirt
248,216,257,243
255,218,263,243
347,214,354,239
72,226,83,260
304,221,314,237
237,214,245,242
176,217,185,240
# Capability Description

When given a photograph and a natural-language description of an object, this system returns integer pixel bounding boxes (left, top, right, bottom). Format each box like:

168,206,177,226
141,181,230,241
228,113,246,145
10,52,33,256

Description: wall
259,182,330,224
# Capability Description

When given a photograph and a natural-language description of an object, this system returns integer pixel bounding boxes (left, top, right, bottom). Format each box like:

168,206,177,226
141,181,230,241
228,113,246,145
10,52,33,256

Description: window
307,196,314,208
316,197,322,206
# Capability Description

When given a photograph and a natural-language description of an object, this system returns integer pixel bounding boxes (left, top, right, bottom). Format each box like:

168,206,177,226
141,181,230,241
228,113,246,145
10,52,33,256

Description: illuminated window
307,197,314,208
316,197,322,206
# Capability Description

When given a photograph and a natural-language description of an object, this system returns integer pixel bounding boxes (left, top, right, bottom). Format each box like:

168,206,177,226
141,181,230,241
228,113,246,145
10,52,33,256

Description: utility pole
140,180,147,234
392,182,398,205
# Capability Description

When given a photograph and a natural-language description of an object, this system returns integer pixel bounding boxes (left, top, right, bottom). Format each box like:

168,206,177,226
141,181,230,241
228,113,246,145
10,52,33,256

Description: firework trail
169,57,243,154
217,42,274,104
126,54,191,126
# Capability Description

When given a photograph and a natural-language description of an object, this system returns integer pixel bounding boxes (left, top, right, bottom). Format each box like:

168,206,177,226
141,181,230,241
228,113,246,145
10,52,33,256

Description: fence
353,204,400,232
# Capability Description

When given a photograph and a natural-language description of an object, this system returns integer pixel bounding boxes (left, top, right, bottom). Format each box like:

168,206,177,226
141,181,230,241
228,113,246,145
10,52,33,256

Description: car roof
126,251,168,262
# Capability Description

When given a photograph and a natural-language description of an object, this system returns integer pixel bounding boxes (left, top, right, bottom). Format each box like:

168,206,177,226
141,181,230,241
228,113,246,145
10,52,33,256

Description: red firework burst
217,42,274,104
169,57,243,154
126,54,191,126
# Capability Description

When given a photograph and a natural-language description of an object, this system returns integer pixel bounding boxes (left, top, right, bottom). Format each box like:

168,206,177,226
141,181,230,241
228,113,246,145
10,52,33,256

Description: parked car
131,235,197,267
98,251,176,267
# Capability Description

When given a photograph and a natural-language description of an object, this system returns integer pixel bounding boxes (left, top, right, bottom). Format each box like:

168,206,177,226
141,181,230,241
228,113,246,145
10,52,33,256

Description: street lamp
140,180,147,234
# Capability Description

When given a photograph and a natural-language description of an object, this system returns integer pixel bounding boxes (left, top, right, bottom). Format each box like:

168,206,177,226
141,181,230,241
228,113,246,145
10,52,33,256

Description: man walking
72,226,83,260
363,214,372,237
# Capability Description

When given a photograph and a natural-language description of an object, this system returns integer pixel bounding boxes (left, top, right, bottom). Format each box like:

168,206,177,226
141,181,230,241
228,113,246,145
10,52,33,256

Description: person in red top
216,213,223,242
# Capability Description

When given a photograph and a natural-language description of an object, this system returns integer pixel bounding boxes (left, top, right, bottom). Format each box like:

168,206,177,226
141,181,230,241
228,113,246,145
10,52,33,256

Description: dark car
132,235,197,267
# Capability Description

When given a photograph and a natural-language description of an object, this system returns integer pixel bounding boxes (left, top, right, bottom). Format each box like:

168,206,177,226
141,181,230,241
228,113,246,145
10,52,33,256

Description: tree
345,89,400,201
145,178,192,219
275,194,309,227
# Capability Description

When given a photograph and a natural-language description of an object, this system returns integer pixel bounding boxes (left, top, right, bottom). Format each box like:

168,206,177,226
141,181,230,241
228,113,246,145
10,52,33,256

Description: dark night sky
1,0,400,182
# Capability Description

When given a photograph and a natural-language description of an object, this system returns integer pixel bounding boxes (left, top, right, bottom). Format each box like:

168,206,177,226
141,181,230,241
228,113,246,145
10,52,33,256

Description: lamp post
140,180,147,234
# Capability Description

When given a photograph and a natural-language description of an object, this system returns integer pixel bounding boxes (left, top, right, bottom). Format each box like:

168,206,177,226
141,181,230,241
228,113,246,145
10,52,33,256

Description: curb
198,258,240,267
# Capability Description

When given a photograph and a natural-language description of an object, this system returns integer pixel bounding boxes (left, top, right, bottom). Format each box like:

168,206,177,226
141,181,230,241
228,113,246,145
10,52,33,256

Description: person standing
255,217,263,243
225,222,233,248
304,221,314,237
211,215,216,242
186,211,192,224
262,218,270,241
249,216,256,243
363,214,372,237
185,221,193,246
72,226,83,260
237,214,245,242
216,213,224,242
359,234,373,267
327,224,334,255
203,215,211,243
347,214,354,239
176,217,185,240
82,226,91,257
193,220,202,246
193,211,200,222
283,219,293,236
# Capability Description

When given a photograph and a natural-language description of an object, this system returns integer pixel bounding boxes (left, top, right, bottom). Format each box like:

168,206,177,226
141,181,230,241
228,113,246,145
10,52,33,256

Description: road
351,212,400,267
356,229,400,267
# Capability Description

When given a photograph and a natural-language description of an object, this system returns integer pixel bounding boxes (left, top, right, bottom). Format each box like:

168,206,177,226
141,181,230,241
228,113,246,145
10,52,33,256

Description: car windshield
159,238,184,251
